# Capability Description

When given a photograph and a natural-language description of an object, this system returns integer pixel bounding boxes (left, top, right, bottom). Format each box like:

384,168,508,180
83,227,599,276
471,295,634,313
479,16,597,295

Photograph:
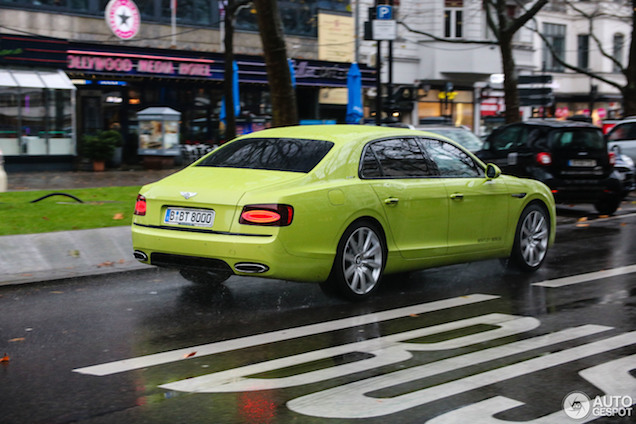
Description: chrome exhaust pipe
234,262,269,274
133,250,148,261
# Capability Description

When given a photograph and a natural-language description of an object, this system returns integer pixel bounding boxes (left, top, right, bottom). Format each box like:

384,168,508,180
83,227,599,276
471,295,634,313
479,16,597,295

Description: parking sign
376,5,392,20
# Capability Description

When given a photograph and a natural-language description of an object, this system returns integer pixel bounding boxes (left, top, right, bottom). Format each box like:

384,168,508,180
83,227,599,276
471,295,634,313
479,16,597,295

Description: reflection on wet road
2,203,636,423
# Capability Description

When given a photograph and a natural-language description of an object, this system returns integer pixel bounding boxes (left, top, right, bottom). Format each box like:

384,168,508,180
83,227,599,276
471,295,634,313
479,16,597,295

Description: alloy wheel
519,209,549,267
342,227,383,295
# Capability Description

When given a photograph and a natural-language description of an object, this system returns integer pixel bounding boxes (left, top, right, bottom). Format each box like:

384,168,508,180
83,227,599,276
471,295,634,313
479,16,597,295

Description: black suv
476,120,623,215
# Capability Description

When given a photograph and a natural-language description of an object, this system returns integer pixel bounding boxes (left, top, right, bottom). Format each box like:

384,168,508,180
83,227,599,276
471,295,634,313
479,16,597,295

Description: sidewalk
1,169,178,286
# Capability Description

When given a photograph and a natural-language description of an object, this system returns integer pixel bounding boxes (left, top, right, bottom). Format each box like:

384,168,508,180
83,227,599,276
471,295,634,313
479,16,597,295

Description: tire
179,269,231,285
322,220,386,301
509,204,550,272
594,195,621,215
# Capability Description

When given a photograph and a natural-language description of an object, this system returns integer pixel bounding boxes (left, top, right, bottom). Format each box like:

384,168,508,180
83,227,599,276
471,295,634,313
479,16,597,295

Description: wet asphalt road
1,202,636,423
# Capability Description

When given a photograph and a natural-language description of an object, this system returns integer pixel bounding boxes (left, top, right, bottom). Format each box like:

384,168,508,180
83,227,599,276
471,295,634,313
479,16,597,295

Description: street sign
373,20,397,41
376,5,392,20
518,75,552,85
518,88,553,97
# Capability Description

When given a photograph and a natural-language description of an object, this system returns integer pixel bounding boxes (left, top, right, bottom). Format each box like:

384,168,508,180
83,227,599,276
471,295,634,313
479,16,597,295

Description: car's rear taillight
609,151,616,166
134,195,147,216
536,152,552,166
239,204,293,226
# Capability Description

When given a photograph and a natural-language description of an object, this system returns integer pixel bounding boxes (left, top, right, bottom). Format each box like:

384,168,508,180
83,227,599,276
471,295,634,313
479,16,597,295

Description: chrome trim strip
133,223,272,237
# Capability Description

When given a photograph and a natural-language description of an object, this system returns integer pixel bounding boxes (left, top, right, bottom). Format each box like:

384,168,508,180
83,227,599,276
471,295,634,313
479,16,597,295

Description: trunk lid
142,166,304,232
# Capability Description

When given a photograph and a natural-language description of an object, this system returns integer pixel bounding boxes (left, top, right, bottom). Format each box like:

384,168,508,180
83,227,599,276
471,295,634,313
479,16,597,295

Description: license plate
569,159,597,167
164,208,215,228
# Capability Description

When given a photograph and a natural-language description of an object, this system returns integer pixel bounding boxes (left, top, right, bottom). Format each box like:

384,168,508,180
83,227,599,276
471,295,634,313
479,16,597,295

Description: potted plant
82,130,123,171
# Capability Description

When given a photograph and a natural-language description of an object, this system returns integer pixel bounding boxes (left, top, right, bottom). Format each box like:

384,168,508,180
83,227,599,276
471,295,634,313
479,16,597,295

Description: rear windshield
550,129,605,151
197,137,334,173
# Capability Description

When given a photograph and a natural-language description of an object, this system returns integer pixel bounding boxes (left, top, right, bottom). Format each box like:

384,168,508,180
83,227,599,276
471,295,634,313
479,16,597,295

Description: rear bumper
542,176,622,204
131,224,333,282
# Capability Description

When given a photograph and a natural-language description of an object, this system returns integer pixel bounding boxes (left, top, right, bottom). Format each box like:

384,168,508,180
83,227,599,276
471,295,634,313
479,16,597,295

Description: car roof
612,117,636,124
519,119,601,129
415,125,468,131
233,124,434,145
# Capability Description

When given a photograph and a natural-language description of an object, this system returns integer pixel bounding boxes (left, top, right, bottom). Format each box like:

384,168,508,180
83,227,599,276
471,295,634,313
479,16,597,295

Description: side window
608,123,636,141
360,138,437,178
421,138,483,178
489,125,527,152
360,148,382,178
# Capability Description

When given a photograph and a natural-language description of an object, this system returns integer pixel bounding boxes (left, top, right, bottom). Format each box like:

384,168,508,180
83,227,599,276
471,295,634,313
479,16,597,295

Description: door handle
384,197,399,205
450,193,464,200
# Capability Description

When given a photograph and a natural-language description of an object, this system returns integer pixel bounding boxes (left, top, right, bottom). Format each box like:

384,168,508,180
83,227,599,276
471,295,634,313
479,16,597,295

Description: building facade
355,0,630,133
0,0,631,170
0,0,373,171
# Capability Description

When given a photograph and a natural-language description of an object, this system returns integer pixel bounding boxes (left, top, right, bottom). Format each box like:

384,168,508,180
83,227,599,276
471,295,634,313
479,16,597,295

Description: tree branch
506,0,549,36
399,21,497,45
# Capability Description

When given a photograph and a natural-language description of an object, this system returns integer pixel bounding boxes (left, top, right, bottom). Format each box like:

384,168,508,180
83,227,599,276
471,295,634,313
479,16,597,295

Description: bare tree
537,0,636,116
483,0,549,122
253,0,298,127
401,0,548,123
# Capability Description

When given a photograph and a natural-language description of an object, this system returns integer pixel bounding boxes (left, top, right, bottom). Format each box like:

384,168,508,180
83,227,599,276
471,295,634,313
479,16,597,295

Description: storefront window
8,0,89,11
234,0,348,36
99,0,154,20
46,90,74,154
0,85,75,156
0,89,20,155
1,0,346,33
161,0,213,25
21,89,46,153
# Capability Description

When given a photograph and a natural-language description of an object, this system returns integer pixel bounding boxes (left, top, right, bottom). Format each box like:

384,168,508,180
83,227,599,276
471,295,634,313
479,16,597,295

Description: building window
542,23,566,72
444,9,463,38
577,34,589,70
613,33,625,72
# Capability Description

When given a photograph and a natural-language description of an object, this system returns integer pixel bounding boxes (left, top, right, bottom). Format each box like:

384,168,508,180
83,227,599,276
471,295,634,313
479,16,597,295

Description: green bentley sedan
132,125,555,300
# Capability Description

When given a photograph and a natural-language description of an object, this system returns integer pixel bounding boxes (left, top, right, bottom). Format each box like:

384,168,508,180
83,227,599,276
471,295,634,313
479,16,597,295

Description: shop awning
0,69,76,90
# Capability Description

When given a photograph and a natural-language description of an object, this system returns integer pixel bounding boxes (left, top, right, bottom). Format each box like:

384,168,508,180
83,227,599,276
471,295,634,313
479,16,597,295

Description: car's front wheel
509,204,550,272
322,220,386,301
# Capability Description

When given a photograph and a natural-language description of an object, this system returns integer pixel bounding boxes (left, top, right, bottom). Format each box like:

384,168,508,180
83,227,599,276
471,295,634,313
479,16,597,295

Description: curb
0,226,153,287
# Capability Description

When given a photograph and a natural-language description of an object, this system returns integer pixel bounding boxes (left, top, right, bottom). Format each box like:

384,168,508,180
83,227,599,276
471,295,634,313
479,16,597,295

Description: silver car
606,117,636,163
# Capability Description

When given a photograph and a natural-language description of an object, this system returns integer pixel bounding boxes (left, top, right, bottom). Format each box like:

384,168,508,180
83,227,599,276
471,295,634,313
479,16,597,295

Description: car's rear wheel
179,269,232,285
509,204,549,272
322,220,386,301
594,195,621,215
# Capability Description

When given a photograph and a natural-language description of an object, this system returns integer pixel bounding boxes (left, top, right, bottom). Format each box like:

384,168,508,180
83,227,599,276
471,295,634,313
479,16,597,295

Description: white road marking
533,264,636,288
288,328,635,419
73,293,498,376
428,353,636,423
160,313,540,393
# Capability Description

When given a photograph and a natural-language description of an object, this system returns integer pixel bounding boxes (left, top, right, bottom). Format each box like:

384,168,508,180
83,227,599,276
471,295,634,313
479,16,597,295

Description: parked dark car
476,120,624,215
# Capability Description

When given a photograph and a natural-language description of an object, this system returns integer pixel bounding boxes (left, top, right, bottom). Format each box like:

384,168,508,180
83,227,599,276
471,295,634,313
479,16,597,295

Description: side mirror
486,163,501,179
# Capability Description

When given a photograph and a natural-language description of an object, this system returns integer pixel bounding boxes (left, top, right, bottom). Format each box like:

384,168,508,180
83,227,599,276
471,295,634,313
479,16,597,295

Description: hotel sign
66,51,220,79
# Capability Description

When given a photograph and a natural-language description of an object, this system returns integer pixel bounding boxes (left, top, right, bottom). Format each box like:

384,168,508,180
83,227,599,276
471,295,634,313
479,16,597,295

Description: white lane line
74,293,498,376
533,264,636,288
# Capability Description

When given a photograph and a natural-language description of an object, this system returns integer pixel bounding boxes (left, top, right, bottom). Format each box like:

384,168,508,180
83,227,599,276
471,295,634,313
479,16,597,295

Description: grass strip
0,186,141,235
